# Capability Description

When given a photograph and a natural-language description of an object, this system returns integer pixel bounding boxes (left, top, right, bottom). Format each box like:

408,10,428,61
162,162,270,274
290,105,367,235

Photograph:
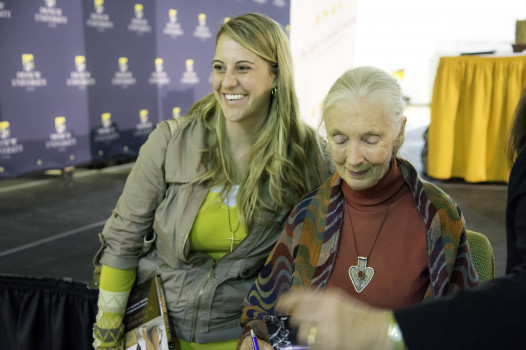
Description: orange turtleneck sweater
326,158,429,309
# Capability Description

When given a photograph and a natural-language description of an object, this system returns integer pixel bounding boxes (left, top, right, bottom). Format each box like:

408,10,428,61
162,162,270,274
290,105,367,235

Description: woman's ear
399,117,407,137
394,117,407,146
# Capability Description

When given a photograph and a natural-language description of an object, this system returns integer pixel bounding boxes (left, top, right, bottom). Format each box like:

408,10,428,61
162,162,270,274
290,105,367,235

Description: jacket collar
165,116,207,183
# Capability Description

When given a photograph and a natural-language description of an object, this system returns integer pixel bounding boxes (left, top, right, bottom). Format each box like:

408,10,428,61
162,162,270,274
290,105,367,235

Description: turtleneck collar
341,157,405,206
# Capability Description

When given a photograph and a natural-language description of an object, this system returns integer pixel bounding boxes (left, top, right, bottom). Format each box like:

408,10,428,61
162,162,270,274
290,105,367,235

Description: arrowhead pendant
348,256,374,293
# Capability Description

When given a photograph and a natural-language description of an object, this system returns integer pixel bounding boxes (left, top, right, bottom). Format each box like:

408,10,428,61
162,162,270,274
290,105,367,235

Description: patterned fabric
241,158,479,338
93,289,128,348
93,322,124,349
97,289,130,313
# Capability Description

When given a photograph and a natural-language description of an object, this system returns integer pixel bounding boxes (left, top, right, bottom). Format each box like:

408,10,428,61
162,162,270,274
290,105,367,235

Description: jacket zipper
190,259,216,342
181,185,195,254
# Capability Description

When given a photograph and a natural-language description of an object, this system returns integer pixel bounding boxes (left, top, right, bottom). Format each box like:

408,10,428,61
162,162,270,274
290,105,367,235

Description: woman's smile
223,94,248,104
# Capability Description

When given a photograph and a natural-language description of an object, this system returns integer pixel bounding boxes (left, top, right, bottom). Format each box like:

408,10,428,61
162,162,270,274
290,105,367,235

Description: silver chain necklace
345,194,394,293
226,204,241,252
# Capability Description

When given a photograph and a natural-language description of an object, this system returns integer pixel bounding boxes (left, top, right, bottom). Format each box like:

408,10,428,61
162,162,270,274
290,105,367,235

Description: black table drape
0,275,98,350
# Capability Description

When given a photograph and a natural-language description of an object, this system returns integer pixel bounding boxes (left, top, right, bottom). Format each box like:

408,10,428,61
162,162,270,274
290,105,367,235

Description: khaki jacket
96,116,292,343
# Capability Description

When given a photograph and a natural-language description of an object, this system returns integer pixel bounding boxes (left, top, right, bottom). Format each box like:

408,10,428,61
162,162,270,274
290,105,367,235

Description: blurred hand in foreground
276,288,395,350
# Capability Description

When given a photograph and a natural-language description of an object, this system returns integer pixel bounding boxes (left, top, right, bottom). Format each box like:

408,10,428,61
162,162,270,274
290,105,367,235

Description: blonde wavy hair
186,13,329,230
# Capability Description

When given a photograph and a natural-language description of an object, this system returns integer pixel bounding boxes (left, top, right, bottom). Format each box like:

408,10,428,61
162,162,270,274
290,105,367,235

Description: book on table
124,274,176,350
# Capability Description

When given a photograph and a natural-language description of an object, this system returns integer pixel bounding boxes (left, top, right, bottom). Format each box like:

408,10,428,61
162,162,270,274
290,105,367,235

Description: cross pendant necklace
346,194,395,293
226,233,241,252
226,204,241,252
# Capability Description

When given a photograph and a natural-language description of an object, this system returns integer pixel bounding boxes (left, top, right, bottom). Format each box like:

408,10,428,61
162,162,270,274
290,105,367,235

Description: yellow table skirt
428,55,526,183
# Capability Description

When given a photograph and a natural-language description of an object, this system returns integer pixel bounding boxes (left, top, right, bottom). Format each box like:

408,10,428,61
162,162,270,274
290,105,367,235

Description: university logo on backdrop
67,56,96,89
111,57,136,88
139,109,150,126
180,59,199,85
23,54,34,71
172,107,181,119
194,13,211,40
101,113,112,129
11,54,48,91
35,0,68,27
119,57,128,72
163,9,183,39
45,116,77,151
0,121,10,140
94,113,119,145
92,113,120,157
133,109,153,137
149,58,170,87
86,0,114,32
94,0,104,14
0,121,24,158
0,2,11,19
55,116,66,134
128,3,151,35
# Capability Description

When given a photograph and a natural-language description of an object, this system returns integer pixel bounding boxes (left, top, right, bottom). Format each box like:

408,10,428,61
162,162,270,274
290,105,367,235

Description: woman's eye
332,135,347,145
237,65,251,72
213,64,224,71
364,135,380,144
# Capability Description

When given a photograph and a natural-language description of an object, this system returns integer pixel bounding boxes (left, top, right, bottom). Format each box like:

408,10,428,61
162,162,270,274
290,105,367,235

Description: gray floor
434,181,507,277
0,164,132,283
0,110,509,282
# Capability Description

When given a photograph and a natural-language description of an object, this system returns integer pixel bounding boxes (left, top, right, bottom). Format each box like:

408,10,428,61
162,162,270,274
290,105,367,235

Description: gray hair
322,66,407,154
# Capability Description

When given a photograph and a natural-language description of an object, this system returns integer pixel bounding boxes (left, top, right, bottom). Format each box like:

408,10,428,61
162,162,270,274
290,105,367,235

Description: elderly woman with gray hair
239,66,479,350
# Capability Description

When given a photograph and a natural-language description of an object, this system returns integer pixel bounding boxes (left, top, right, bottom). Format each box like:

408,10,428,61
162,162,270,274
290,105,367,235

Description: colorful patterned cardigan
240,158,480,341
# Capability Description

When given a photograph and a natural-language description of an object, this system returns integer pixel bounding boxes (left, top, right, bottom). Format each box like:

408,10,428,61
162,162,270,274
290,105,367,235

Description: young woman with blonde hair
91,13,332,350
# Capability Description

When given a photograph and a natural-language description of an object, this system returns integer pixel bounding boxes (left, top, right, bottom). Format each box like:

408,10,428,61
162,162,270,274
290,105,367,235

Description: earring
271,87,277,96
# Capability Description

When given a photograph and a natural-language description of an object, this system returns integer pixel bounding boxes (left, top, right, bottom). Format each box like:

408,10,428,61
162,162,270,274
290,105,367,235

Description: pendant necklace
226,204,241,252
346,194,395,293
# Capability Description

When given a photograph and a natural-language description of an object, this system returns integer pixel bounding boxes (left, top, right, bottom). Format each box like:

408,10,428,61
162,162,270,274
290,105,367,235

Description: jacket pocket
160,266,189,315
214,279,254,317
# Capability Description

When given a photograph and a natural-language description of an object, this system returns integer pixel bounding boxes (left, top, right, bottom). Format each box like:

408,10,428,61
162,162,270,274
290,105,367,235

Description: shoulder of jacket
164,116,194,136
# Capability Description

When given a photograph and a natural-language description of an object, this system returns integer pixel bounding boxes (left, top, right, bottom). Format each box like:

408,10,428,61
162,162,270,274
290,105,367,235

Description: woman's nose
346,143,363,166
222,70,237,88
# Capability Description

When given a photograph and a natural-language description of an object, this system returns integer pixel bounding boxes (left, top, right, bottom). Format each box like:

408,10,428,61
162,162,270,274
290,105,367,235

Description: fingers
239,336,254,350
276,289,390,350
295,323,319,348
255,337,274,350
276,290,319,321
240,335,274,350
276,291,326,348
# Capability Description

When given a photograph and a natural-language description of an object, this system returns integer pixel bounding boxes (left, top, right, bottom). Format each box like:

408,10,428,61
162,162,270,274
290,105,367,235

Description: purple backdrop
0,0,290,178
